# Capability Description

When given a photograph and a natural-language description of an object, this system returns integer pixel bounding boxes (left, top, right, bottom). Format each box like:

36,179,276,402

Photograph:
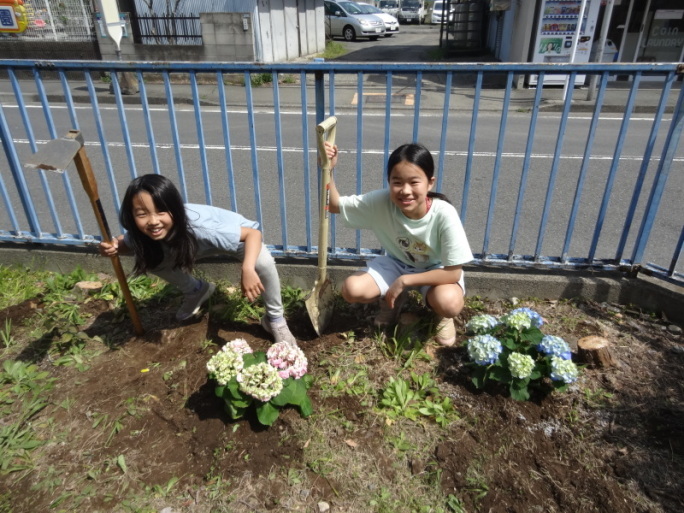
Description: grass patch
318,40,347,60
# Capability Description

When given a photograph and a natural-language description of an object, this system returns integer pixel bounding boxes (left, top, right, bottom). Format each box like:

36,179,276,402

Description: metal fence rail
0,60,682,287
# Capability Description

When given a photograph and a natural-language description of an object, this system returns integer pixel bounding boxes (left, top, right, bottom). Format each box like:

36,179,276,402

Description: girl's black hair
386,143,451,204
119,174,197,275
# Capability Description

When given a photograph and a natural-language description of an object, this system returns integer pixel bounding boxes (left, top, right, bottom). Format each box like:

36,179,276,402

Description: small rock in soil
667,325,682,334
318,501,331,512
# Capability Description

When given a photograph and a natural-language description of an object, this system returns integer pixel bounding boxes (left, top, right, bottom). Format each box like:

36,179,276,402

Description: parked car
398,0,426,24
324,1,386,41
355,2,399,37
378,0,400,17
431,0,455,25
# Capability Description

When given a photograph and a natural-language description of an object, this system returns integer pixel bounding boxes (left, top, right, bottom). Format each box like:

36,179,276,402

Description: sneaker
176,281,216,321
434,317,456,347
261,316,298,347
374,291,408,328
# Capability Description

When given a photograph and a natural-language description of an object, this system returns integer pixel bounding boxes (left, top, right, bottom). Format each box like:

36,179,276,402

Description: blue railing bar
412,71,422,142
39,65,84,240
616,72,674,262
461,70,483,224
110,71,138,180
163,72,187,201
0,102,41,235
3,60,679,74
669,227,684,277
272,73,288,250
136,70,161,176
632,83,684,264
561,72,608,263
8,68,53,232
57,72,90,239
216,72,237,212
536,72,576,261
482,71,513,257
58,70,79,130
0,170,21,233
85,71,121,224
383,72,392,185
299,70,312,252
509,71,545,259
189,71,212,205
243,72,263,228
355,72,364,254
436,71,453,192
31,69,68,237
589,72,641,262
329,71,338,251
8,70,37,153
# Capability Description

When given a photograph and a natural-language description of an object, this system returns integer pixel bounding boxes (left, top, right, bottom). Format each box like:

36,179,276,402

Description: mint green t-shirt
338,189,473,269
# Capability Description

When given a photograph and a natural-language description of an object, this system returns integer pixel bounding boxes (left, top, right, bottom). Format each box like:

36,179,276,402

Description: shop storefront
605,0,684,64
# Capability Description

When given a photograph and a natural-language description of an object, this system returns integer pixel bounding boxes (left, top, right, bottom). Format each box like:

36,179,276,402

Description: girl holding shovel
323,142,473,346
99,174,297,346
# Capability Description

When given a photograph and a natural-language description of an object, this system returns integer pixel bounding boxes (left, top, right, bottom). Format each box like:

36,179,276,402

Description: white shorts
364,255,466,300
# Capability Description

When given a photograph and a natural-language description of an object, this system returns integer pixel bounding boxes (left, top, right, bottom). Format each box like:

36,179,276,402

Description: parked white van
431,0,455,24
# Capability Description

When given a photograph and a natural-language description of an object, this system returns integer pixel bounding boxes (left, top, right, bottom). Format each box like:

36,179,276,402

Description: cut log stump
577,336,617,368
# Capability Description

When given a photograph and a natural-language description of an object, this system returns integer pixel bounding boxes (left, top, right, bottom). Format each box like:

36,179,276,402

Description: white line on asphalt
2,103,663,122
13,138,683,162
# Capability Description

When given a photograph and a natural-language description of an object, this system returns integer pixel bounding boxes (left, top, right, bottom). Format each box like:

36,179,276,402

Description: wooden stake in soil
577,336,616,368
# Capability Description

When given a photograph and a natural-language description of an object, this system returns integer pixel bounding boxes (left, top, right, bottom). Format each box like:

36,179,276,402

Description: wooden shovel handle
315,117,337,282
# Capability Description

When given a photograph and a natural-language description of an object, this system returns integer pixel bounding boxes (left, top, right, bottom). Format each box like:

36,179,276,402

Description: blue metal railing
0,60,682,287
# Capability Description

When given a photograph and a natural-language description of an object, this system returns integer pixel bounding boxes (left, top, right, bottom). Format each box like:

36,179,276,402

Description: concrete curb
2,244,682,325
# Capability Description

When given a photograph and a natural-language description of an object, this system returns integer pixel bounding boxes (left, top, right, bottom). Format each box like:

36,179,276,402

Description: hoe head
24,130,84,172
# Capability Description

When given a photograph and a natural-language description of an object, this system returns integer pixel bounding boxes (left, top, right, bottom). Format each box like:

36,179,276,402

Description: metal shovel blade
305,276,335,336
305,116,337,336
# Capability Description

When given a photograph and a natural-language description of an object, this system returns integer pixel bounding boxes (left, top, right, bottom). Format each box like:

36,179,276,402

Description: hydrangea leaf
255,402,280,426
224,401,246,420
520,329,543,344
297,395,313,417
510,380,530,401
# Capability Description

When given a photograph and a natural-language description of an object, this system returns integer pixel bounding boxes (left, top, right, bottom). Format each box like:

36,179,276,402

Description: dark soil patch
1,290,683,512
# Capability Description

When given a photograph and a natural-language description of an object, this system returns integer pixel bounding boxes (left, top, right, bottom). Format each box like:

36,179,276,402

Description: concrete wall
0,41,100,60
99,12,255,62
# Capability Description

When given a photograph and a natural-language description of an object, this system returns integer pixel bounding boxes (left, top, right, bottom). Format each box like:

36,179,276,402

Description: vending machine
529,0,601,86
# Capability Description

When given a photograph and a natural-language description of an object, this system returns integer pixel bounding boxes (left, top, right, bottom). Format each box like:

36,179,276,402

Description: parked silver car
355,2,400,37
324,1,386,41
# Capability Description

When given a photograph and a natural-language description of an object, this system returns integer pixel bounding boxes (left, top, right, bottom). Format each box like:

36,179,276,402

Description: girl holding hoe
99,174,297,346
324,142,473,346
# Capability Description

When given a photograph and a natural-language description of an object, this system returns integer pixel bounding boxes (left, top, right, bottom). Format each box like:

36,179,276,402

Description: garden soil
0,285,683,513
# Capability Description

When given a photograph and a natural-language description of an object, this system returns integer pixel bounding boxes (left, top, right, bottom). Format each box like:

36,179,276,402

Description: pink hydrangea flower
267,342,308,379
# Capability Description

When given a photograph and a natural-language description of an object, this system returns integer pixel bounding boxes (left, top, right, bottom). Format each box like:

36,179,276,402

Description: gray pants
151,243,284,319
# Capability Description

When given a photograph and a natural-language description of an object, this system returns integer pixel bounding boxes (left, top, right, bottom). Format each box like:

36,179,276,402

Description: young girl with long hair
99,174,296,346
325,142,473,346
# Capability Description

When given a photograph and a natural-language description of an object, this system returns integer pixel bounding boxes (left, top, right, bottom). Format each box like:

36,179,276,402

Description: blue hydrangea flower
550,356,579,384
537,335,572,360
507,352,535,379
465,314,500,334
466,335,503,365
510,307,544,328
501,310,532,331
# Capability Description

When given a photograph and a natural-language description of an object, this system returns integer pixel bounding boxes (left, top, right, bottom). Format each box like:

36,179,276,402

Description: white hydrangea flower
237,362,283,402
501,311,532,331
267,342,308,379
224,338,253,355
207,347,244,386
550,356,579,384
507,352,535,379
465,314,500,334
509,307,544,328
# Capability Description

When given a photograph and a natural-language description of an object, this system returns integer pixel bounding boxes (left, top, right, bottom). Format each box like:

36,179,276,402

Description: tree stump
577,336,617,368
73,281,103,298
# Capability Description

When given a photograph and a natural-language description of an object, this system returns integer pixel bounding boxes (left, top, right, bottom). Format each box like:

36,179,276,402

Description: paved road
329,22,448,62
